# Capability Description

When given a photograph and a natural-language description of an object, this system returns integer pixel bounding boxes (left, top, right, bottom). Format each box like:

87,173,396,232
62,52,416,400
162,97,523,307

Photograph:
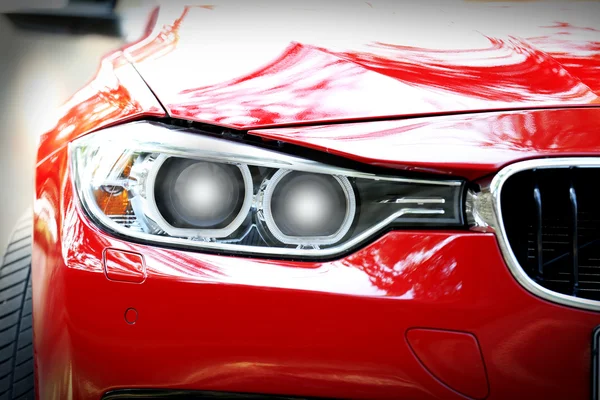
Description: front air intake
500,166,600,301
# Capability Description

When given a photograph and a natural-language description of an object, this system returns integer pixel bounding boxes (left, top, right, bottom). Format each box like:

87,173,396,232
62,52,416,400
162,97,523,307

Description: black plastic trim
533,183,543,281
569,183,580,296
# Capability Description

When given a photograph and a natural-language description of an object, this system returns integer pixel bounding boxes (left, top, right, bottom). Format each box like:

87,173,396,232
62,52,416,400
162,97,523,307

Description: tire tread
0,217,34,400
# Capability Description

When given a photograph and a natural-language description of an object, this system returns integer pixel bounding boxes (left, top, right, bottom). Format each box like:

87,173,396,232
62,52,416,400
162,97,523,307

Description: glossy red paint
406,329,489,400
526,22,600,94
124,2,600,129
32,145,600,400
249,107,600,180
103,249,146,284
37,50,165,164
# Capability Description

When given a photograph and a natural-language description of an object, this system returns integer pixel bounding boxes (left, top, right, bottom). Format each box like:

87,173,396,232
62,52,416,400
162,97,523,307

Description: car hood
124,1,600,130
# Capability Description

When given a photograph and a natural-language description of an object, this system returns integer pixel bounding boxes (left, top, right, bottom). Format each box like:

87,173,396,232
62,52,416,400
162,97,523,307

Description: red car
2,2,600,399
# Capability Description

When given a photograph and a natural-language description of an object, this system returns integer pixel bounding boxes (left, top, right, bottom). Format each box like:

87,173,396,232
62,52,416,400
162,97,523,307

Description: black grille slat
533,184,544,281
569,183,580,296
501,167,600,301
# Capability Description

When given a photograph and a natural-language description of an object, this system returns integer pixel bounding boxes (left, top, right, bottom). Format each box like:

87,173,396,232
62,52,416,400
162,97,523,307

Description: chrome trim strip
378,197,446,204
485,157,600,312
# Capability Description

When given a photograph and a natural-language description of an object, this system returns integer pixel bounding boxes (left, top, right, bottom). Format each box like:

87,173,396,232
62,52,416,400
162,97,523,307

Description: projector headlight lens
264,170,355,245
150,156,252,237
71,121,465,258
171,161,241,225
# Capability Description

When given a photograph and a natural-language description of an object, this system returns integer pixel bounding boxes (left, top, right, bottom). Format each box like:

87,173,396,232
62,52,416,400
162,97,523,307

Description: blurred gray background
0,0,156,260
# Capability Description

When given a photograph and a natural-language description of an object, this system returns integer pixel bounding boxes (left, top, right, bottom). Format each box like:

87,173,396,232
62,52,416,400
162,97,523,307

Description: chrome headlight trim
471,157,600,312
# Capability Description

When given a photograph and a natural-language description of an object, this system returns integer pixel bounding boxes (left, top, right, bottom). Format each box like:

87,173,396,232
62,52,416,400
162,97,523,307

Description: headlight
71,121,465,258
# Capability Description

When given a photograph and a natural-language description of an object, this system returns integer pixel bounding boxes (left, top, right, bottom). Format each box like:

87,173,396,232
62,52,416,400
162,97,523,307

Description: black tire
0,215,34,400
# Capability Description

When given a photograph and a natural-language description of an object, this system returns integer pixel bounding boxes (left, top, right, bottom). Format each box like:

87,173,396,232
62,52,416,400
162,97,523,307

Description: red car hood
124,1,600,130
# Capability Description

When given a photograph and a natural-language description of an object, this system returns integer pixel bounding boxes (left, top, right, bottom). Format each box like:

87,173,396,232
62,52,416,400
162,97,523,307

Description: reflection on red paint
125,4,600,129
331,36,594,103
250,108,600,180
342,235,462,300
528,21,600,93
125,7,189,64
104,249,146,283
37,51,165,163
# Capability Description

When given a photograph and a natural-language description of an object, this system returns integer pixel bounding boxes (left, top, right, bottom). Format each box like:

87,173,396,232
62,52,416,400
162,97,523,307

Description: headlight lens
264,170,356,245
71,121,464,258
152,157,252,235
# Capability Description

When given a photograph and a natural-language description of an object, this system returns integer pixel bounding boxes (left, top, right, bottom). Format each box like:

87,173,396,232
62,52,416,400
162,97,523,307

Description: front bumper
32,146,599,400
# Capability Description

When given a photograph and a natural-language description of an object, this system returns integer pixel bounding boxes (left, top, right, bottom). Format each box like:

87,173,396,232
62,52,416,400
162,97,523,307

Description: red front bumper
33,147,600,400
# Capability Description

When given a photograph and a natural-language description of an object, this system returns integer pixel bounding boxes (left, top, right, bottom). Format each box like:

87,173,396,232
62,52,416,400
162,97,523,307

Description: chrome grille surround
469,157,600,312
